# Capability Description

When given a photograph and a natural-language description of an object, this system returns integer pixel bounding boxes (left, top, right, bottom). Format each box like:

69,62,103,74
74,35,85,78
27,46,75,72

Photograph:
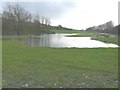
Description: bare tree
2,3,53,36
3,4,31,36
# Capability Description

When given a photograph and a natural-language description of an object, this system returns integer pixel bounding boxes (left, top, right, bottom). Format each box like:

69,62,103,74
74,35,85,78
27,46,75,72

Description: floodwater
24,34,118,48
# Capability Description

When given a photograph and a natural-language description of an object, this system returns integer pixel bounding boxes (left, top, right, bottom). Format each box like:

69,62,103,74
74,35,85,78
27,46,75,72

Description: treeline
54,25,74,30
2,4,53,36
86,21,119,36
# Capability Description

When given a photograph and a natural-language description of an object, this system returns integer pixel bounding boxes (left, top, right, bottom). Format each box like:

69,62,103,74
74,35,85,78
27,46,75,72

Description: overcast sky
0,0,119,30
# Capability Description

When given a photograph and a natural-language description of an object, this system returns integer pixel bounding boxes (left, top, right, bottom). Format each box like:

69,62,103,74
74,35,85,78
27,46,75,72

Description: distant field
66,32,100,37
51,29,81,33
2,41,118,88
51,29,101,37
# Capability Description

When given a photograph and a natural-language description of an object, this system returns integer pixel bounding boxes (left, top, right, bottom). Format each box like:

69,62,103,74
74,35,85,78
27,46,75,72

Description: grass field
2,41,118,88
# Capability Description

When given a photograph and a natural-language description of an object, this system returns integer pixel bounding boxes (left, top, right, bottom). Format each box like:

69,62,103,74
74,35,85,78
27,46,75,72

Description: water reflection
25,34,51,46
25,34,118,48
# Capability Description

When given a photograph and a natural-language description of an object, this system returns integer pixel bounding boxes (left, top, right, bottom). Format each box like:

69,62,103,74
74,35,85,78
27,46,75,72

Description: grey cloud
20,2,76,18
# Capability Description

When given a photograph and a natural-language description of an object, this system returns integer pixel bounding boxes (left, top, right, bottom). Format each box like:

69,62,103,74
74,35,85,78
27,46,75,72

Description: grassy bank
2,41,118,88
91,37,119,45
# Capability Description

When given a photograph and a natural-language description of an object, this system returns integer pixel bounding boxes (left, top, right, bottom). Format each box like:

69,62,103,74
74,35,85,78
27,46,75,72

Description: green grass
51,29,81,34
2,41,118,88
0,40,1,88
91,37,119,45
2,35,30,39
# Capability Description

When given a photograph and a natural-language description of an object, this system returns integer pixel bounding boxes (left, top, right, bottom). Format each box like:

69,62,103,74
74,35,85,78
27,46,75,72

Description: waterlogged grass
91,37,119,45
2,41,118,88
